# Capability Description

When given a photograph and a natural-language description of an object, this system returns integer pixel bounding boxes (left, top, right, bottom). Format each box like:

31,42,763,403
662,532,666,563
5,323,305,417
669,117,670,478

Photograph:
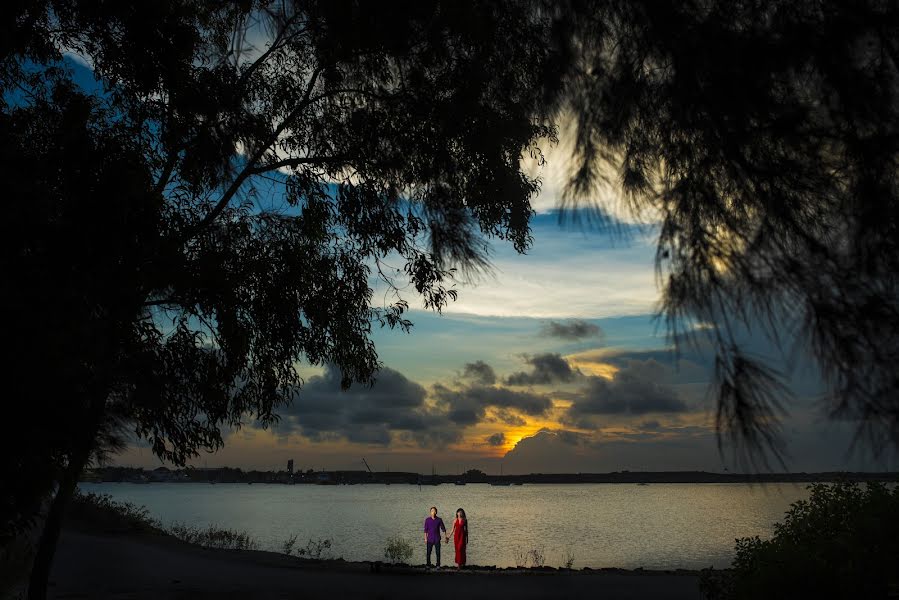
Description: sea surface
78,482,812,569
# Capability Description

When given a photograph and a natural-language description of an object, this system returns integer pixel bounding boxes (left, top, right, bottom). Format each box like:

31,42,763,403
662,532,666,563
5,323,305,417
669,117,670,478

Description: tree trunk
26,439,93,600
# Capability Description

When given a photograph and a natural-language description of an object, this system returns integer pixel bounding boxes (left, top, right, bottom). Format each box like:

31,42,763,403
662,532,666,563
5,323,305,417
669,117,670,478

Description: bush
383,536,414,563
168,523,259,551
701,481,899,600
561,547,575,570
293,537,332,559
528,546,546,568
514,545,546,568
281,533,299,556
513,547,527,567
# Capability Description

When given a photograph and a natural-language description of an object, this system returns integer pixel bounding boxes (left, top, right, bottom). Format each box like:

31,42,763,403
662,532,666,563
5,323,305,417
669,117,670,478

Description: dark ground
49,529,701,599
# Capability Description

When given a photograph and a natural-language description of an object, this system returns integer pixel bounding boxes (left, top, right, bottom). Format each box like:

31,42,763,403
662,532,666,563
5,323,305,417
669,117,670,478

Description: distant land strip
82,467,899,486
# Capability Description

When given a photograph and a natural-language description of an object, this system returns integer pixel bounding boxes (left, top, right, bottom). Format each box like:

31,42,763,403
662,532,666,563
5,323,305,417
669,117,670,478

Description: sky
58,43,892,476
118,168,896,475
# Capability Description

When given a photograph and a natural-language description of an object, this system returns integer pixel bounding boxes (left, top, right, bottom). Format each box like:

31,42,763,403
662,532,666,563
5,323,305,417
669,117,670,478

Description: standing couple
423,506,468,569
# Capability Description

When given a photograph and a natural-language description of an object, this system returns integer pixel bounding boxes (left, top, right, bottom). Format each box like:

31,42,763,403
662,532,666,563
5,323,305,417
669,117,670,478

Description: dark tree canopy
553,0,899,466
1,0,559,561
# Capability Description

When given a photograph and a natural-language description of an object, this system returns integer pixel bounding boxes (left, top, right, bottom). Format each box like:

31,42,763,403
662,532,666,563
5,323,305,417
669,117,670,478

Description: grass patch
168,523,259,551
68,490,259,552
514,545,546,568
67,490,164,535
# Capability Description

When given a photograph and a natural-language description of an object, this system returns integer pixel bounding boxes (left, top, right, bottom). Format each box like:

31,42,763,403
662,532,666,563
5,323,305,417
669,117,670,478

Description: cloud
443,211,659,318
278,365,461,447
565,359,688,426
490,408,526,426
502,429,593,473
486,432,506,446
567,346,712,385
462,360,497,385
540,319,603,340
432,382,552,425
506,353,580,386
501,427,726,473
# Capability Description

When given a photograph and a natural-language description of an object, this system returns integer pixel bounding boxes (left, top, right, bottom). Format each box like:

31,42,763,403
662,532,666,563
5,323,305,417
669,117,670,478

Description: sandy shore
48,528,701,599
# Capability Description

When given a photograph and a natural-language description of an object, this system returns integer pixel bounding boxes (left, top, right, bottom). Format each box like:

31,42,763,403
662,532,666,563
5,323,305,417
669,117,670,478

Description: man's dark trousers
426,541,441,566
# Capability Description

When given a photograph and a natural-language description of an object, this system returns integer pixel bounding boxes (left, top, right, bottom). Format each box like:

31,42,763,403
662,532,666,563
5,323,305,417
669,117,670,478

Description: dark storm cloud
279,365,460,447
432,384,480,425
473,385,553,414
540,319,603,340
398,423,464,448
577,346,712,385
565,359,688,426
502,429,594,472
506,353,580,386
490,408,526,426
462,360,497,385
501,427,725,473
432,382,552,425
486,432,506,446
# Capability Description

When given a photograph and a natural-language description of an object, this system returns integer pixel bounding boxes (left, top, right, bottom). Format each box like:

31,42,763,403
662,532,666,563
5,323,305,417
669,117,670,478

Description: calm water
78,482,810,569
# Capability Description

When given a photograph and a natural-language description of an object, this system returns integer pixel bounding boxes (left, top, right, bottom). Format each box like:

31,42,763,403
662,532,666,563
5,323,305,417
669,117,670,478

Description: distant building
287,459,294,475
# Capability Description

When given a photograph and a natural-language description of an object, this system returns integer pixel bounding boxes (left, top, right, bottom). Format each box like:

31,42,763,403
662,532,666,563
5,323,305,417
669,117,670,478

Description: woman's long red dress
453,518,467,566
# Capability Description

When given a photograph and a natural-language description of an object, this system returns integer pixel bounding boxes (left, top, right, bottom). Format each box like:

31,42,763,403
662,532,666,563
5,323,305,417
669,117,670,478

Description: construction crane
362,457,374,479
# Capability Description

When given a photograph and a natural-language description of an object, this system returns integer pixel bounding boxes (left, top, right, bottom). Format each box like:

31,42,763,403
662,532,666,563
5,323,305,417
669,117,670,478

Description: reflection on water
79,482,810,569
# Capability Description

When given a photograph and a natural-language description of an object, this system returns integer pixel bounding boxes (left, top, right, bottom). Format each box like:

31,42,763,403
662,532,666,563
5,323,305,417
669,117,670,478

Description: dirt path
49,530,701,599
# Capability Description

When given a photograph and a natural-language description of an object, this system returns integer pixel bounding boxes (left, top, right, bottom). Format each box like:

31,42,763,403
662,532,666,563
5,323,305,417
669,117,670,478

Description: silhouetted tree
553,0,899,467
1,2,558,597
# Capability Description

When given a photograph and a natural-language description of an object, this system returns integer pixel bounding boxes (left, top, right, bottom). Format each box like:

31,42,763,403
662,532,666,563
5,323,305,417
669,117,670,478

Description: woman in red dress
446,508,469,568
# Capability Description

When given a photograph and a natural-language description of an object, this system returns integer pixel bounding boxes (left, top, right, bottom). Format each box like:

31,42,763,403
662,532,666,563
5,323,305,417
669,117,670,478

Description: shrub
698,567,734,600
296,537,332,559
383,536,414,563
561,547,575,570
514,545,546,568
281,533,299,556
527,546,546,568
66,490,162,534
168,523,259,551
280,535,334,559
701,481,899,600
513,547,527,567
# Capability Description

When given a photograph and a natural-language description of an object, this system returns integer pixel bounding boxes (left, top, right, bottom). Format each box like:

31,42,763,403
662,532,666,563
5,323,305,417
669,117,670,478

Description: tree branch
184,65,326,240
234,14,306,92
248,154,351,175
153,151,179,195
142,298,183,307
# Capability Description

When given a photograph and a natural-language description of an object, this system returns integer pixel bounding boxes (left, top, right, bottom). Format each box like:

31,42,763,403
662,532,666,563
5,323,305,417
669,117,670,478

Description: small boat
490,464,511,485
454,481,466,485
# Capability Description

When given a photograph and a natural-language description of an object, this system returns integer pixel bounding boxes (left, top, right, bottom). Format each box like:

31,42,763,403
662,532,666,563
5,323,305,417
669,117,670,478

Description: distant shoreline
82,467,899,486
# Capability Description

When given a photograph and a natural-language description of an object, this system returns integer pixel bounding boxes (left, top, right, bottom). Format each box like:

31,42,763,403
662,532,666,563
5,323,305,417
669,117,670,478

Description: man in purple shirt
423,506,446,568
